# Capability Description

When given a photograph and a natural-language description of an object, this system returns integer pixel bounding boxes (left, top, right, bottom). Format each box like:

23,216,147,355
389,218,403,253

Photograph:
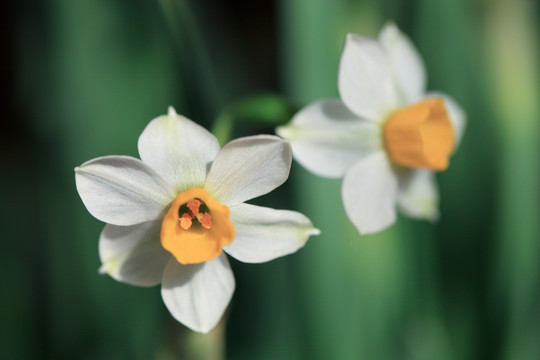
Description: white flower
75,107,319,333
277,22,466,235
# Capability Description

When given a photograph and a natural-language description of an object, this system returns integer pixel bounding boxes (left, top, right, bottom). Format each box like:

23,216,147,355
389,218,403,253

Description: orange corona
383,97,455,171
161,188,235,265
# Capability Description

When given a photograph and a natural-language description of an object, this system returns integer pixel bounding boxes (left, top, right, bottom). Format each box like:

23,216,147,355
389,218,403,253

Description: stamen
186,199,201,215
179,213,193,230
179,198,212,230
198,212,212,229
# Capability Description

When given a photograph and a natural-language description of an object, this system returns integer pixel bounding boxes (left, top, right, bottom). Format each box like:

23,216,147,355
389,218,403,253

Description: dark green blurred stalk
415,1,492,358
485,1,540,359
15,0,180,358
158,0,223,111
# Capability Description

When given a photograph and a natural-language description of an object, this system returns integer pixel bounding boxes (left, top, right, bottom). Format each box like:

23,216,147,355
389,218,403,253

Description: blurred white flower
75,107,319,333
277,22,466,235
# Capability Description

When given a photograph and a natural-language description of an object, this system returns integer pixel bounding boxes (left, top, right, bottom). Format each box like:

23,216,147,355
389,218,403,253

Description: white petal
379,22,426,104
138,107,220,192
161,254,235,333
342,151,398,234
396,168,439,221
99,221,171,287
426,92,467,148
75,156,175,226
223,203,319,263
276,99,382,178
204,135,292,206
338,33,400,121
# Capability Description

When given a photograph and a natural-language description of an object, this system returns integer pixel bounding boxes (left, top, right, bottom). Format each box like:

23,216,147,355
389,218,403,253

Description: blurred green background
3,0,540,359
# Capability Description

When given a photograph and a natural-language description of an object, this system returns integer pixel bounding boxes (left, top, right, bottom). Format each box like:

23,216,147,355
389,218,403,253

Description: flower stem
158,315,227,360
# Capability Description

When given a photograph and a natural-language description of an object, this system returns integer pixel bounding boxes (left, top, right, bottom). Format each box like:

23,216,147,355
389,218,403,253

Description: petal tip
379,21,403,46
344,33,361,47
275,125,287,137
381,20,399,34
276,126,299,144
355,219,396,236
167,106,178,118
345,32,356,42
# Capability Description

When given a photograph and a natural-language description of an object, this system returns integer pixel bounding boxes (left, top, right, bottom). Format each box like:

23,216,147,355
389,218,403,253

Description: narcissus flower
277,23,465,235
75,107,318,333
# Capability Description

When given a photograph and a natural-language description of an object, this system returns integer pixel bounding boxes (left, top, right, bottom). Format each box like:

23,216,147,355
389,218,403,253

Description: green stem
158,315,227,360
485,1,540,359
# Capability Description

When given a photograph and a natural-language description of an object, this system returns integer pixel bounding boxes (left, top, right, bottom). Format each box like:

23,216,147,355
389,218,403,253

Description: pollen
161,188,235,265
197,212,212,229
179,213,193,230
383,97,455,171
186,198,201,215
178,198,211,230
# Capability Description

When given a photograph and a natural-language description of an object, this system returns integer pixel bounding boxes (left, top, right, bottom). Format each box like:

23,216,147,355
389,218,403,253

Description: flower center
383,97,455,171
161,188,235,265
